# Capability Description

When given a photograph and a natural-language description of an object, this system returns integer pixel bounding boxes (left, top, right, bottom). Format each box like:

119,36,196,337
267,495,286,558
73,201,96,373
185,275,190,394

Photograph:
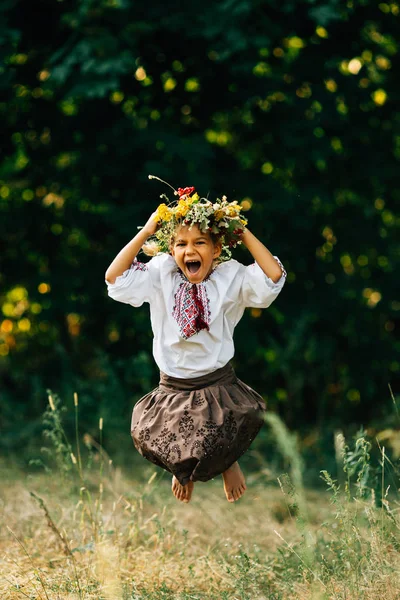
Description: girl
105,177,286,503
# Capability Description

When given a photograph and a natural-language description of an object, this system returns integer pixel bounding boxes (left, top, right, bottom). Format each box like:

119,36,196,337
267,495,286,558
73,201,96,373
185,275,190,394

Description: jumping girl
105,176,286,503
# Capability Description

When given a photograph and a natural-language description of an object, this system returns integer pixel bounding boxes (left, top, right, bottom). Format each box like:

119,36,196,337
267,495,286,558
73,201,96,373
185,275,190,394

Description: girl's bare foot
171,476,194,503
222,462,246,502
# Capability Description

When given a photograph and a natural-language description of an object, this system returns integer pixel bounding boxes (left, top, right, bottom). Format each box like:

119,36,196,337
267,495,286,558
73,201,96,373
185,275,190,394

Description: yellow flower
227,203,241,217
175,199,190,218
191,193,199,202
214,209,225,221
155,203,173,222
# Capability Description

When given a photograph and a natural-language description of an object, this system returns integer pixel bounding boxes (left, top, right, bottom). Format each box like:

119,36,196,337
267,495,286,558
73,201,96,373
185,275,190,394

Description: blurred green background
0,0,398,472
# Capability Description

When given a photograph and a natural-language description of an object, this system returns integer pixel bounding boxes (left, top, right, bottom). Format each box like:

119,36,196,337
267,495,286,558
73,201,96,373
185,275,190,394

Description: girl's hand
241,229,284,283
106,212,160,283
142,212,159,237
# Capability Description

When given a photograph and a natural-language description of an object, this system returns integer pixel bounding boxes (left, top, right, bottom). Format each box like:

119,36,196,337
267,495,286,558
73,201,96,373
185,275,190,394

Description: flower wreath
145,175,249,262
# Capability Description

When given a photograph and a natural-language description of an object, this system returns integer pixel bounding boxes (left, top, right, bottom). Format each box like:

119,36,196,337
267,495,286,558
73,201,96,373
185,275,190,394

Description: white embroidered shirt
106,254,286,379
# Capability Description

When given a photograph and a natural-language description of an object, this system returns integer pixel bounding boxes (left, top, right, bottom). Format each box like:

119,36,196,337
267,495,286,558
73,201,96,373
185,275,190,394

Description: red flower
177,186,195,198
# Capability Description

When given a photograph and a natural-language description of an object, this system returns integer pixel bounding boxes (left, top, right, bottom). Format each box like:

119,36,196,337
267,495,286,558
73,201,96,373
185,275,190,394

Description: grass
1,391,400,599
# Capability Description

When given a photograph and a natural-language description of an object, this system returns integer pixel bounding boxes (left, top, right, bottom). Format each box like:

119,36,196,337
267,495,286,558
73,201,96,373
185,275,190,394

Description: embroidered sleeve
273,256,287,280
241,256,286,308
106,257,157,307
130,259,148,271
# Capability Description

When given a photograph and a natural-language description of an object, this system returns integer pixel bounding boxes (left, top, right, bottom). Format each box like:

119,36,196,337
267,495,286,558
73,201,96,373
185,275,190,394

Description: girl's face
171,224,221,283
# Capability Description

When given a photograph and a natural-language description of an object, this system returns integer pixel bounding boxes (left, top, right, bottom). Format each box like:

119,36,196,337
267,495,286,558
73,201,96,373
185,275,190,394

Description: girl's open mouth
186,261,201,274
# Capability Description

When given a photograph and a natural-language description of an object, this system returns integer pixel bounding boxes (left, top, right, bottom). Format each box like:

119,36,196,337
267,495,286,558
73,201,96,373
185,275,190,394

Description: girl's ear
169,234,176,256
213,242,222,259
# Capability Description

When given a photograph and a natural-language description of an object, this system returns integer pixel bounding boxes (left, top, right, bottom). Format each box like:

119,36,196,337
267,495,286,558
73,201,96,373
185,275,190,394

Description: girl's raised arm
105,213,157,284
241,229,284,283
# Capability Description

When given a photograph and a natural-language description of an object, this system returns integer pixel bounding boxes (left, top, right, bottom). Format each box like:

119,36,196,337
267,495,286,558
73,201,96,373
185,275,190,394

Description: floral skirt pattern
131,362,266,486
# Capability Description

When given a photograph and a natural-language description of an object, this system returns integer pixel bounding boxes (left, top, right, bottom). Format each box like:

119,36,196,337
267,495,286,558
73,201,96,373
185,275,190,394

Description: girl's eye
176,242,185,247
196,241,205,245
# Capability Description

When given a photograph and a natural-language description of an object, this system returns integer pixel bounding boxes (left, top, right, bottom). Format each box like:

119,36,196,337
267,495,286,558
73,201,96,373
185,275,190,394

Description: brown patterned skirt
131,362,266,486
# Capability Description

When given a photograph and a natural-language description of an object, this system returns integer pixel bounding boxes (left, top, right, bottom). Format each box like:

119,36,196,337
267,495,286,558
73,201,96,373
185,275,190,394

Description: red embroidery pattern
130,259,148,271
173,282,211,339
274,256,287,279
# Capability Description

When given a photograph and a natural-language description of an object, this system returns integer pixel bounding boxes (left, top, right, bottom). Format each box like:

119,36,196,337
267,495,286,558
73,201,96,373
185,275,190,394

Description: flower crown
145,175,248,262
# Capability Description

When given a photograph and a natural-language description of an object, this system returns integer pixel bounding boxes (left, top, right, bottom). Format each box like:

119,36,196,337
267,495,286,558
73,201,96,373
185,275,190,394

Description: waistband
159,362,237,392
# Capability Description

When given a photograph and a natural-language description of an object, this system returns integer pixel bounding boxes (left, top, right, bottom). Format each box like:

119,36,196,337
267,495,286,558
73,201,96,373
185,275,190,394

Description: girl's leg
171,476,194,503
222,462,246,502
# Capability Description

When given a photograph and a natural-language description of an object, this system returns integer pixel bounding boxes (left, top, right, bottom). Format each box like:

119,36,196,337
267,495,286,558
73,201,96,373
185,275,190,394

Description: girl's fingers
142,213,159,236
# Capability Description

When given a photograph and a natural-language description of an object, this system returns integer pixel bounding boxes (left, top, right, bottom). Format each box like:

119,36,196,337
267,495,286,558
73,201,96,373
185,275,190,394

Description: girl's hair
142,222,222,257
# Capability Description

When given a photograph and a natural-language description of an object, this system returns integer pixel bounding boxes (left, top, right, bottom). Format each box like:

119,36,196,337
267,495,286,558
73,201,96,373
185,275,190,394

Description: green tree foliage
0,0,399,450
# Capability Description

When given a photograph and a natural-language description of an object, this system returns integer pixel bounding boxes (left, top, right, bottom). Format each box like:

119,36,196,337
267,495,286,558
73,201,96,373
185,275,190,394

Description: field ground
1,457,400,600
